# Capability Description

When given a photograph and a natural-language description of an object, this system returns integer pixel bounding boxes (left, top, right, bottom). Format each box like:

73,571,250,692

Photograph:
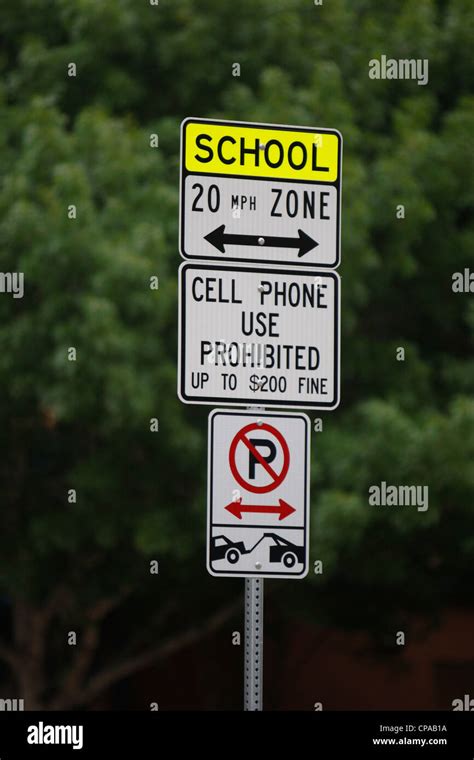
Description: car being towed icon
266,533,305,568
210,533,304,567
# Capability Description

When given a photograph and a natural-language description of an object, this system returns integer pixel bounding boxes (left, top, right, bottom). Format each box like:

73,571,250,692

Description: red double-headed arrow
225,498,295,521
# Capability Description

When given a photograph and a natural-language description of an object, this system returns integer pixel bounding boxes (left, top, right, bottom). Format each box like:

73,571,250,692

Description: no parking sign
207,409,310,578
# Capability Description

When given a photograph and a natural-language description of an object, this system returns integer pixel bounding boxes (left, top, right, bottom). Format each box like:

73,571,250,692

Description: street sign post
178,262,340,409
244,577,263,711
177,116,343,711
207,409,310,579
180,118,342,269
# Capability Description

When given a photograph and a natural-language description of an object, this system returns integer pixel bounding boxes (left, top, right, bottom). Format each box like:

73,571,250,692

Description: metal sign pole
243,404,265,711
244,577,264,710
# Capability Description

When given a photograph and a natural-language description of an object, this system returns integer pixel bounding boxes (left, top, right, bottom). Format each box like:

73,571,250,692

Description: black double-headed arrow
204,224,318,258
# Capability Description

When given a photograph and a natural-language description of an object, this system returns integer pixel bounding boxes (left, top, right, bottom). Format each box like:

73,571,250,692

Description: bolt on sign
180,118,342,268
177,262,340,409
207,410,310,578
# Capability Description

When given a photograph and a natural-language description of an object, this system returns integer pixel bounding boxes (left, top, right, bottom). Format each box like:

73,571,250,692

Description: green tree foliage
0,0,473,707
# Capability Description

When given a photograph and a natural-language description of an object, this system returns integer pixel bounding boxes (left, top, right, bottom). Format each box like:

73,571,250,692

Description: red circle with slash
229,422,290,494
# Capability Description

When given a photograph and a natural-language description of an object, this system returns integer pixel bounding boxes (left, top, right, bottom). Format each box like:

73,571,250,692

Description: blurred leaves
0,0,473,652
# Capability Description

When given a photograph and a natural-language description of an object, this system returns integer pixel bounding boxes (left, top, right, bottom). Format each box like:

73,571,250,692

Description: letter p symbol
248,439,277,479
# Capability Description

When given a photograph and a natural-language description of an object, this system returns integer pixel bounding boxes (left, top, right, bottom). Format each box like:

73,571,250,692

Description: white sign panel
207,410,310,578
180,118,342,268
178,262,340,409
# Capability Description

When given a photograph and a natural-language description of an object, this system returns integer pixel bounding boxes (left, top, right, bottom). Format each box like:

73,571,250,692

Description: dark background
0,0,473,710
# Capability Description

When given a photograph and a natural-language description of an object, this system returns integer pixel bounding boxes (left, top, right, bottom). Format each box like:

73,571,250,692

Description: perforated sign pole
244,405,265,711
244,577,263,711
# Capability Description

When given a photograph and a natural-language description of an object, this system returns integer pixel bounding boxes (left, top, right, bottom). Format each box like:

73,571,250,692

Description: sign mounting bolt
258,237,265,246
255,561,262,569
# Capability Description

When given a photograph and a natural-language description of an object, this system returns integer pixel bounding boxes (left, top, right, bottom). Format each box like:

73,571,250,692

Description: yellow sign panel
183,119,340,183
